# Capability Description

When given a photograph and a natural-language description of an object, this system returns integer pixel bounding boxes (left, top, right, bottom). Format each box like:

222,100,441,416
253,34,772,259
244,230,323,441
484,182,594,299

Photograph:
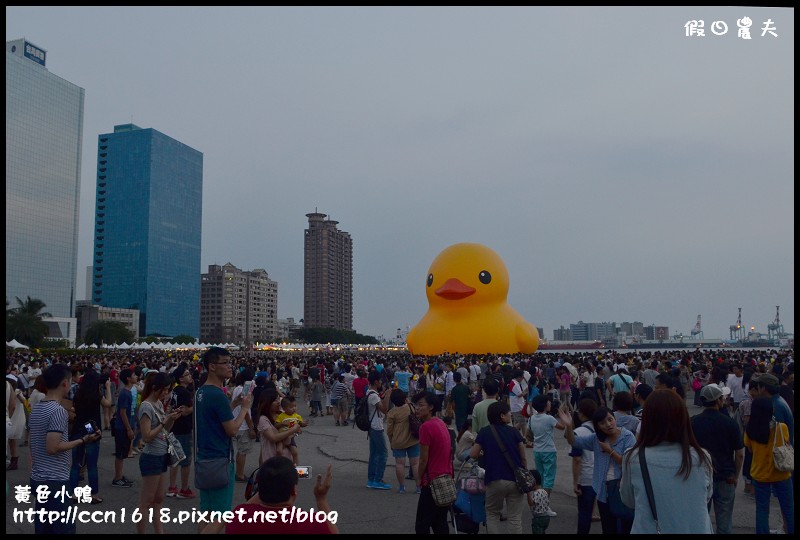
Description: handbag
166,431,185,468
458,463,486,495
606,477,635,521
692,377,702,392
408,404,422,439
429,473,457,507
489,425,534,493
639,446,660,534
772,422,794,472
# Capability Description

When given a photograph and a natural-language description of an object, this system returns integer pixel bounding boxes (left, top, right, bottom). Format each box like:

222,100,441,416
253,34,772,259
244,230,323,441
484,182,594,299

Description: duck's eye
478,270,491,284
427,274,434,287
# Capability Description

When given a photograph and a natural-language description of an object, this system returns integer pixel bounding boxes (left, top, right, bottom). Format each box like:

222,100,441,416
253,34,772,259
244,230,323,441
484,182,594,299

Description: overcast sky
7,7,794,341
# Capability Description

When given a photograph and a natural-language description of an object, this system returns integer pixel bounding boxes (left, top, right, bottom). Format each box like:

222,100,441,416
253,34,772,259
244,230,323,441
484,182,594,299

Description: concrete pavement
5,395,783,534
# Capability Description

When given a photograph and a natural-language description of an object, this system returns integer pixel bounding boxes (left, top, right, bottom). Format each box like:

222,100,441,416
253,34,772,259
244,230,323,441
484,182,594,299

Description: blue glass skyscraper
92,124,202,338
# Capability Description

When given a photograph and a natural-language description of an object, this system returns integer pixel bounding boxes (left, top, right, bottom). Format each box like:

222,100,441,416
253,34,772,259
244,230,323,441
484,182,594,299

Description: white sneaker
545,509,557,517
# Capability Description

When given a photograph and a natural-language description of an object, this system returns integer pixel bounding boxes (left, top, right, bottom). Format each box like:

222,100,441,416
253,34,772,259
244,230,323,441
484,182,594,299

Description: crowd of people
5,345,794,534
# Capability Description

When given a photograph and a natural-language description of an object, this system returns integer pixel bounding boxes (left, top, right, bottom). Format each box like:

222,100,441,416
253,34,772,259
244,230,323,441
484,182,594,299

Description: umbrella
562,362,578,380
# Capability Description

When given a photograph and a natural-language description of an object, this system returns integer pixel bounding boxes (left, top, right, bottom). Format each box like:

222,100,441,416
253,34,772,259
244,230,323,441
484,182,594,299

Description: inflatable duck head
407,242,540,355
425,243,509,307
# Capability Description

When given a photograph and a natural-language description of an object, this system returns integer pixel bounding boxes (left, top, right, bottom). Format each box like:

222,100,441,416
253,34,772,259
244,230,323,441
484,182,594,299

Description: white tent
6,339,30,349
117,342,131,349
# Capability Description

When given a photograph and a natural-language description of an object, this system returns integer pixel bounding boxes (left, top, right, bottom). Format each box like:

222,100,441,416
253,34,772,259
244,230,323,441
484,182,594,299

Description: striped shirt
29,400,71,482
330,381,349,401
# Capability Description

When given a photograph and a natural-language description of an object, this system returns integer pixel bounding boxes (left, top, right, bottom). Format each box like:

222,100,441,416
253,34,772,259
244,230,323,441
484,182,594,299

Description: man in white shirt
725,364,747,412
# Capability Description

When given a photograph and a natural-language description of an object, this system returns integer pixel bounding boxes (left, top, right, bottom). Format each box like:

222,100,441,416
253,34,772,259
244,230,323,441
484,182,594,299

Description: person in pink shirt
413,390,453,534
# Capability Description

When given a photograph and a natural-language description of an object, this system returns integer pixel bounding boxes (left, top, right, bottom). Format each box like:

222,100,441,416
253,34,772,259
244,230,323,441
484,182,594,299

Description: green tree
172,334,196,344
83,320,134,346
6,296,51,347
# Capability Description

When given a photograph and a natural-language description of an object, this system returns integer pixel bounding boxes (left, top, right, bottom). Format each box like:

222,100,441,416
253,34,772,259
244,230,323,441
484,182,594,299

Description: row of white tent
77,342,240,350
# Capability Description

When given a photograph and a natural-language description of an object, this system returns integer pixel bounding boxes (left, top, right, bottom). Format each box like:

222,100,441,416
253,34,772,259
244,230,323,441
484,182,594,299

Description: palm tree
83,320,134,346
6,296,52,347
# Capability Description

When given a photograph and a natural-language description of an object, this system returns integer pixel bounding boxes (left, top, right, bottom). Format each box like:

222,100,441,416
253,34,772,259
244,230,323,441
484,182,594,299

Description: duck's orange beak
435,278,476,300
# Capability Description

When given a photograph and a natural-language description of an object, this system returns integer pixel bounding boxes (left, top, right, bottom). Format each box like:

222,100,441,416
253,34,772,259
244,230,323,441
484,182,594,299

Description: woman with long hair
256,390,299,465
619,390,713,533
558,404,637,534
136,372,181,534
69,368,112,504
744,397,794,535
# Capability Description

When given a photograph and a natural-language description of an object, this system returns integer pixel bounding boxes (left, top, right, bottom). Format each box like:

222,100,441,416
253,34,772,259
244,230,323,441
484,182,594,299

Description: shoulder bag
153,402,186,468
489,424,534,493
639,446,660,534
193,386,233,490
153,404,186,468
773,422,794,472
426,448,456,507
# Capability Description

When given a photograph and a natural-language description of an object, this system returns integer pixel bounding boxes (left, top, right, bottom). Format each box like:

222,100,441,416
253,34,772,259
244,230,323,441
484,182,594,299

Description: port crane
767,306,785,341
690,315,703,340
729,308,745,341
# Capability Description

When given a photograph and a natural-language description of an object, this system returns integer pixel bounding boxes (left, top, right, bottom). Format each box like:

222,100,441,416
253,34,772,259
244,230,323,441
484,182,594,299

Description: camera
295,466,312,479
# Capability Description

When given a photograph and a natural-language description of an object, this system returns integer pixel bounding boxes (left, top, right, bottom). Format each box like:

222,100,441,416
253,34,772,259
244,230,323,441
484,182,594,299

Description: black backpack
355,390,377,432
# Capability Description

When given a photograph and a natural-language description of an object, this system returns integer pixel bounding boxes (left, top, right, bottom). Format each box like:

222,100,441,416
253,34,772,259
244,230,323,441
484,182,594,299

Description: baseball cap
700,383,731,402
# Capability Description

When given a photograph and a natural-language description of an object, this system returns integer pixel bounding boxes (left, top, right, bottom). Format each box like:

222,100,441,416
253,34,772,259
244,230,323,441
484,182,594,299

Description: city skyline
6,7,794,341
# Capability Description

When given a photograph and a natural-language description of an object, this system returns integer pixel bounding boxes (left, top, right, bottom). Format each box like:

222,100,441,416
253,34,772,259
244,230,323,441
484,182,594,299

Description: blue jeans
707,480,735,534
576,484,597,534
69,438,100,495
753,478,794,535
367,428,388,483
29,479,76,534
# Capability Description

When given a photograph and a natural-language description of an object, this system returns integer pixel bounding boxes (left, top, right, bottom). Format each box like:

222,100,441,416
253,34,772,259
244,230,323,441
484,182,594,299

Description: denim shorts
139,452,169,477
392,443,420,459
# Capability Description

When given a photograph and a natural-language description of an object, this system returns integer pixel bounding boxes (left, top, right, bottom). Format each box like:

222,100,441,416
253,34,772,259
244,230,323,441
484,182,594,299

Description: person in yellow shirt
743,397,793,535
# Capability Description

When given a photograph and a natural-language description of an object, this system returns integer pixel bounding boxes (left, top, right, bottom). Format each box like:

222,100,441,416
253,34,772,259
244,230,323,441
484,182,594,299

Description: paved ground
5,395,785,534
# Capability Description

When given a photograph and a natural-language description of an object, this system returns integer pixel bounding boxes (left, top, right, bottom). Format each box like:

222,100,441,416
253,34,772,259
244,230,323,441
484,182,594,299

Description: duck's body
406,243,540,356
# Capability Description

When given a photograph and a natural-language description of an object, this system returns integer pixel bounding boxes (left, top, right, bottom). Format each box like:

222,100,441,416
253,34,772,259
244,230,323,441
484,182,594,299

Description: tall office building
200,263,278,345
304,212,353,330
6,39,84,320
92,124,202,338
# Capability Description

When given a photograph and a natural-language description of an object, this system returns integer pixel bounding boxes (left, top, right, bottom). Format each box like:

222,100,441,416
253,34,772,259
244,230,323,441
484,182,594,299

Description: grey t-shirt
138,400,169,455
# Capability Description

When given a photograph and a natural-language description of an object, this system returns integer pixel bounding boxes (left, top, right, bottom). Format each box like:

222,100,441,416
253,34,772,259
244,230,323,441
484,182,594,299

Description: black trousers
415,486,450,534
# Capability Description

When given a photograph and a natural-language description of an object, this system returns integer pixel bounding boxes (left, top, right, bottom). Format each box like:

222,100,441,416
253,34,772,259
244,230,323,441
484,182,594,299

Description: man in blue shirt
195,347,252,532
393,363,413,393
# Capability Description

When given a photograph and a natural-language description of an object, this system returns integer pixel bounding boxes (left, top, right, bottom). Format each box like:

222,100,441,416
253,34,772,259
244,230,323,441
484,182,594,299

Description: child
275,396,308,465
310,378,324,417
526,394,565,497
527,470,552,534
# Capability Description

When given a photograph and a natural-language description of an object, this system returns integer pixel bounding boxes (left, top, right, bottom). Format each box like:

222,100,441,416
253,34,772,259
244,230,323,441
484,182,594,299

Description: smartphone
295,466,312,479
243,380,253,396
84,422,95,434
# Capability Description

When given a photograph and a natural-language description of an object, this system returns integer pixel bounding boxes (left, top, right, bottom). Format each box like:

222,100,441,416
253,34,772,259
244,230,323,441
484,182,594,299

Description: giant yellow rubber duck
406,243,540,356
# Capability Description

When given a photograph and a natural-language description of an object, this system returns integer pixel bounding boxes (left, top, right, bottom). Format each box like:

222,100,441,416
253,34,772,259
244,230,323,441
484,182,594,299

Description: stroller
451,458,486,534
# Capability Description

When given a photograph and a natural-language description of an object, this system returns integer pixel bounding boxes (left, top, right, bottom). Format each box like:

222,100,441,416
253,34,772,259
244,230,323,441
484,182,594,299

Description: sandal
90,497,104,505
235,476,247,483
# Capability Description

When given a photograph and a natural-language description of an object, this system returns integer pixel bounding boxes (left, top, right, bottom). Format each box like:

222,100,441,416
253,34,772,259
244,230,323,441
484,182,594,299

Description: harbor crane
729,308,745,341
767,306,785,341
690,315,703,340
